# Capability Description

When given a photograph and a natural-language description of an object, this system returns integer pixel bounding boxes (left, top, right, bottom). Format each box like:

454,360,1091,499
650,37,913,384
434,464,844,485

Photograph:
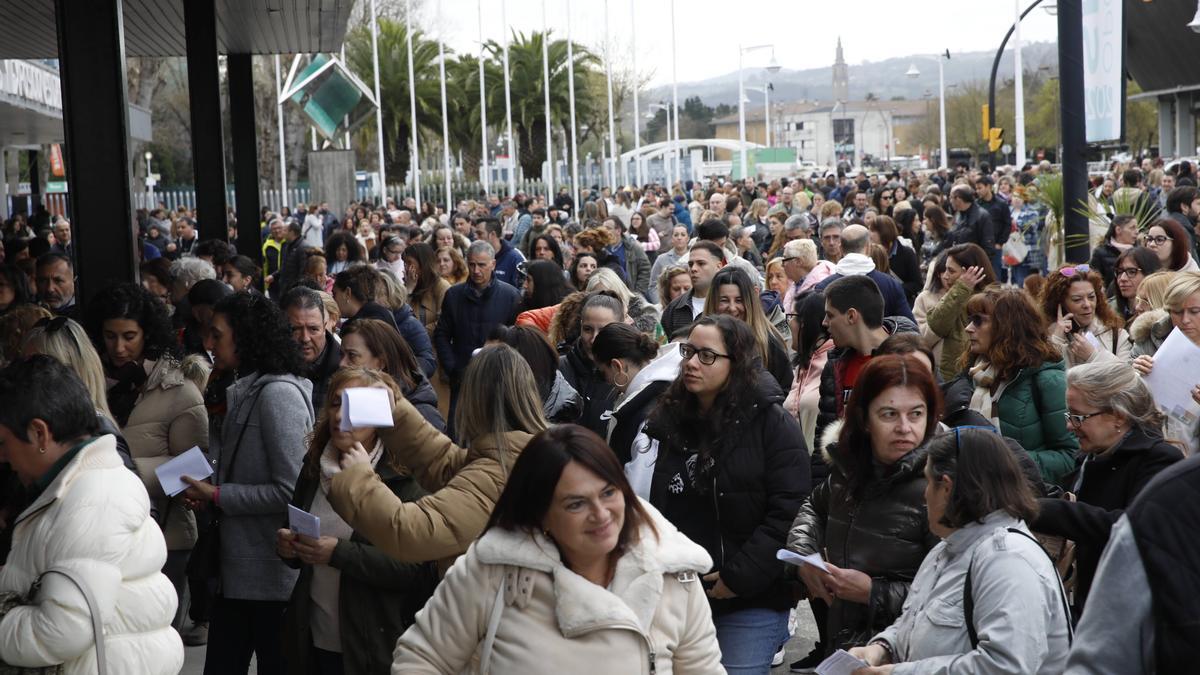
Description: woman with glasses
956,287,1079,486
848,428,1072,674
375,235,406,281
1089,214,1140,287
787,355,940,667
1109,247,1163,323
924,243,997,380
644,315,808,674
1132,271,1200,455
1031,362,1181,618
1143,218,1199,272
1039,264,1131,367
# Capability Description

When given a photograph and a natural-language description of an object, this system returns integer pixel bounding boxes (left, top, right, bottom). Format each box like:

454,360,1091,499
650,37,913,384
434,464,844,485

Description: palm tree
345,18,443,182
482,30,601,180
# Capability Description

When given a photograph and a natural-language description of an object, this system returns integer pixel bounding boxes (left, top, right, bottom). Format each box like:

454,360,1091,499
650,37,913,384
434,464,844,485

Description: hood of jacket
1130,308,1170,344
143,354,210,395
544,370,581,417
883,315,920,337
227,371,313,415
760,289,782,314
833,252,876,277
612,343,683,416
404,373,439,409
474,499,711,635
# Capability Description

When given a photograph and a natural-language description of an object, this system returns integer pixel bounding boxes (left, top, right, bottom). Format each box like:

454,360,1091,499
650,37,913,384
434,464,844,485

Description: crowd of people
0,157,1198,674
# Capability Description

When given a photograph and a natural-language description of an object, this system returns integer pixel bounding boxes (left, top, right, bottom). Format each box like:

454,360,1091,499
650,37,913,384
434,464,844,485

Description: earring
614,371,630,388
38,447,45,454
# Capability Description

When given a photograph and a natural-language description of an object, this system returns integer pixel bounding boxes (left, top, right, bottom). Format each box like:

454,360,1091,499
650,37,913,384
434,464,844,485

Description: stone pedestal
308,150,355,210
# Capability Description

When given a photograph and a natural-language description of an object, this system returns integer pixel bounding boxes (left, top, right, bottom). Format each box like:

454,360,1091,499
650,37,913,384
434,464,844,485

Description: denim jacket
873,511,1071,675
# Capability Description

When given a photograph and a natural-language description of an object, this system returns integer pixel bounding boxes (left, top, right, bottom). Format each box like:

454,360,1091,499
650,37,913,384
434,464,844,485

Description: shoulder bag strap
963,547,978,649
220,387,265,485
1005,527,1074,644
479,575,506,675
37,568,106,675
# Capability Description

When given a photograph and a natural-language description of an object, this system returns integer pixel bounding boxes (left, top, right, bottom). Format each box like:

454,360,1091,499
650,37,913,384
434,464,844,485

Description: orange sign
49,144,64,177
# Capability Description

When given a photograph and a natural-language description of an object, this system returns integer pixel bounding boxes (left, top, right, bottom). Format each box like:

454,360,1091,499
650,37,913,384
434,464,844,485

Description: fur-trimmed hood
1129,308,1170,345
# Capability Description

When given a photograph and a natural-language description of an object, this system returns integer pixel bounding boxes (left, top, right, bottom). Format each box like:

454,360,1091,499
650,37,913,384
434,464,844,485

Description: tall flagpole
566,0,580,216
274,55,288,206
369,0,385,202
406,0,421,204
631,0,641,188
438,4,452,212
604,0,617,191
477,0,489,196
542,0,554,198
501,0,516,198
670,0,681,189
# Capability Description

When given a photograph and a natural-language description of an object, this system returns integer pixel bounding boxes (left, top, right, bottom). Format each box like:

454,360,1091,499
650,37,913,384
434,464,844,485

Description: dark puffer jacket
644,373,810,616
403,374,446,433
786,444,939,653
433,279,523,378
558,341,616,437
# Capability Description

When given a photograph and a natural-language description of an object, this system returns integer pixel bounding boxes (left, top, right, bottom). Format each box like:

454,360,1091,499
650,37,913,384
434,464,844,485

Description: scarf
968,360,1001,429
104,359,151,427
1109,240,1133,253
376,257,405,280
319,438,383,494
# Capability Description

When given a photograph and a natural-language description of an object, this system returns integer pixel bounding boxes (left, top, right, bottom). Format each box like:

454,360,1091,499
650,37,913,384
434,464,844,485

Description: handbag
1001,229,1029,266
0,567,108,674
186,388,263,591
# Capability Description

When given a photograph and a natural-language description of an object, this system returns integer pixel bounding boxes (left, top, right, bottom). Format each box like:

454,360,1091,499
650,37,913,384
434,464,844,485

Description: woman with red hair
1038,263,1131,367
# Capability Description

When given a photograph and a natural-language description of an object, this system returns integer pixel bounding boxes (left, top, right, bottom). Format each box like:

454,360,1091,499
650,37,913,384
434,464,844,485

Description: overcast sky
413,0,1061,86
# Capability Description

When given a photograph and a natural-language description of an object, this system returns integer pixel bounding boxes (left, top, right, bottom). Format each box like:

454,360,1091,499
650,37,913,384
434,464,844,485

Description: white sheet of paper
1084,331,1103,350
1142,328,1200,424
287,504,321,539
776,548,831,573
154,446,213,497
815,649,869,675
339,387,395,431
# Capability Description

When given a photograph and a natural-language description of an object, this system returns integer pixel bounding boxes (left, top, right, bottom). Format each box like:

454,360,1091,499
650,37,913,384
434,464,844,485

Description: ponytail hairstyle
591,322,659,368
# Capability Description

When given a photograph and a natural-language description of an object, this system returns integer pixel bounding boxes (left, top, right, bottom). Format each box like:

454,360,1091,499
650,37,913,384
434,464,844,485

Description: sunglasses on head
1056,264,1091,278
34,315,70,332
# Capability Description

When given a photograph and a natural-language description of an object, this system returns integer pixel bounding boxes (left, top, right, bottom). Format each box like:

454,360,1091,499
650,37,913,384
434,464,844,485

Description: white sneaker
771,647,786,667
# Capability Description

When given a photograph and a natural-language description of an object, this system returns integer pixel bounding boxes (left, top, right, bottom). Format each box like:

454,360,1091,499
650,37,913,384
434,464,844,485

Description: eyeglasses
880,194,894,201
1115,267,1143,279
1064,410,1106,427
679,342,730,365
1145,235,1173,246
1056,264,1091,278
966,313,989,328
786,312,801,322
781,256,800,263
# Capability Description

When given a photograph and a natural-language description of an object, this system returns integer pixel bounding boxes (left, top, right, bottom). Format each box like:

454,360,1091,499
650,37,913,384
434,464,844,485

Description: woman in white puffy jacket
389,424,723,675
0,355,183,675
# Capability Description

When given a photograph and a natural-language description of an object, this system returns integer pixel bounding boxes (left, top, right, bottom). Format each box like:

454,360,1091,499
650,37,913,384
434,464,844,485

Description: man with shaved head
813,223,913,321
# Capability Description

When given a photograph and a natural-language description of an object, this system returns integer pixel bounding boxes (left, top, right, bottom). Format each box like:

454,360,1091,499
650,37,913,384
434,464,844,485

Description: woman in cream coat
0,356,183,675
390,425,723,675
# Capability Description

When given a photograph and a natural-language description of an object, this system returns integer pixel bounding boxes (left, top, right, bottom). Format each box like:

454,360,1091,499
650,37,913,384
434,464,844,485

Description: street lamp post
631,0,641,187
501,0,516,197
405,0,420,204
566,0,580,215
738,44,776,180
604,0,618,191
670,0,680,189
437,0,452,211
905,50,951,170
541,0,553,197
144,151,154,207
477,0,489,196
369,0,385,201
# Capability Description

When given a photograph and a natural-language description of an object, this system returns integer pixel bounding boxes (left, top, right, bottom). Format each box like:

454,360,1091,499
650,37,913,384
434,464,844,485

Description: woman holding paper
337,318,445,432
87,282,210,623
327,344,548,575
277,368,438,675
1038,264,1131,367
1132,271,1200,456
787,355,940,662
847,428,1072,675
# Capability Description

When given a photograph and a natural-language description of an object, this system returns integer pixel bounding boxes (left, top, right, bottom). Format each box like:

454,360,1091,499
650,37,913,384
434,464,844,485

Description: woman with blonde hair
586,267,660,334
1133,272,1200,455
1127,269,1178,352
327,345,549,573
657,264,692,309
435,246,468,286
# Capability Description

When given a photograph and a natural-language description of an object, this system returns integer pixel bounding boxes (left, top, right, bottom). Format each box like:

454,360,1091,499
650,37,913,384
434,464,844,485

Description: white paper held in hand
154,446,213,497
287,504,321,539
1141,328,1200,425
815,649,869,675
776,548,831,573
339,387,395,431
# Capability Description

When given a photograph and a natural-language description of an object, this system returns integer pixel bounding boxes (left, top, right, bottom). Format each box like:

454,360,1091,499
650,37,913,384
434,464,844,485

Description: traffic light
988,127,1004,153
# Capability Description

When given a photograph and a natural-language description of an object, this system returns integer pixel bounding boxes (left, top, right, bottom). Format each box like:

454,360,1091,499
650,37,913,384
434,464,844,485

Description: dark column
27,150,41,212
227,54,262,263
183,0,227,241
53,0,136,306
1057,0,1089,264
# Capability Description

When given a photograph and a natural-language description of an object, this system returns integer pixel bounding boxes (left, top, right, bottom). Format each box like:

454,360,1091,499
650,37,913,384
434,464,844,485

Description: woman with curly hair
947,287,1079,485
180,291,315,674
644,315,808,672
1038,263,1131,367
572,227,630,288
325,231,366,276
87,282,211,625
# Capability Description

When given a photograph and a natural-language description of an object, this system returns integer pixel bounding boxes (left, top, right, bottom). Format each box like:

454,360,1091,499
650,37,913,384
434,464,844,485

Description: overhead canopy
1124,0,1200,96
0,0,354,59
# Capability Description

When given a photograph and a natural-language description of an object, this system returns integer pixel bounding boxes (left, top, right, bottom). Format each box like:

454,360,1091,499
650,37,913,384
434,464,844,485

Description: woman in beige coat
390,425,723,675
90,283,209,623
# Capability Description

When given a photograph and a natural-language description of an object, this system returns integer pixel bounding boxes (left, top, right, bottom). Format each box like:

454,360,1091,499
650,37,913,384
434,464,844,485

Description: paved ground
180,604,820,673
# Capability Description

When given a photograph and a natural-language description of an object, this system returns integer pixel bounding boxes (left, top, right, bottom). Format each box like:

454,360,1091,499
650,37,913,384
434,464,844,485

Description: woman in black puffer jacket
644,315,810,673
787,355,941,661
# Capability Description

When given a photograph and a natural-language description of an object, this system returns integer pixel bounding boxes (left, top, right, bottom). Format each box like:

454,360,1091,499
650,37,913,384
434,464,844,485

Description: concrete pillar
1177,92,1196,158
308,151,356,217
227,54,261,262
53,0,137,303
0,149,8,221
183,0,228,241
1159,98,1176,159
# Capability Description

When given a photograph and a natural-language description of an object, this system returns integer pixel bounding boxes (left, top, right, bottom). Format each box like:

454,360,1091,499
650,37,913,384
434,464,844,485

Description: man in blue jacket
481,217,526,289
813,223,914,322
434,240,524,422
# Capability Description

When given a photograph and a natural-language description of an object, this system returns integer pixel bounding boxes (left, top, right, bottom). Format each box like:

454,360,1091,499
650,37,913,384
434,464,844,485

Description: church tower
832,37,849,102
